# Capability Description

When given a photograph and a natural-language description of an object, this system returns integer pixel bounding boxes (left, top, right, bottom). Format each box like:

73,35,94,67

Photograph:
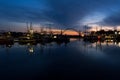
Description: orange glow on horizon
63,30,79,35
32,28,80,35
88,24,117,32
11,24,120,35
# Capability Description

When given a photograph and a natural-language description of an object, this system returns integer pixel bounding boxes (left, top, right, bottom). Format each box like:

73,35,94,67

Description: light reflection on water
0,40,120,79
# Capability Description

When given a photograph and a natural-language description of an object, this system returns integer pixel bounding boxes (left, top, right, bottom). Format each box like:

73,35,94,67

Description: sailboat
0,32,14,44
18,22,36,43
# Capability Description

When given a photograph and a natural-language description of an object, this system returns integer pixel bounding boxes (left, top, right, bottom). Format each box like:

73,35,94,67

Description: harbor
1,24,120,45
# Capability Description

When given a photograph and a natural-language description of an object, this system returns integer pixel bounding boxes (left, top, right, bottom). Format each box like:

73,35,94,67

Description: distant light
111,40,113,42
81,34,84,37
8,32,11,34
27,34,30,36
118,43,120,47
119,32,120,34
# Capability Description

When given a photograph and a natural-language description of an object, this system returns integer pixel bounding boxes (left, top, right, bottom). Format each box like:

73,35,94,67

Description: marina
1,0,120,79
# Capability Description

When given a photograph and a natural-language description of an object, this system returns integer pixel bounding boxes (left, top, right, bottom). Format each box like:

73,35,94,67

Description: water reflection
27,44,34,54
0,39,120,79
1,39,120,54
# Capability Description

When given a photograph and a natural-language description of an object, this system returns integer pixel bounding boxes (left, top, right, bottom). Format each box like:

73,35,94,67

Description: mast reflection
26,43,35,55
82,39,120,53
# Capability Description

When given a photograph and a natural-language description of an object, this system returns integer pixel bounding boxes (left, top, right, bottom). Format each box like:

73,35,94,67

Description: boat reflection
81,39,120,54
26,43,35,55
0,42,14,48
1,39,120,55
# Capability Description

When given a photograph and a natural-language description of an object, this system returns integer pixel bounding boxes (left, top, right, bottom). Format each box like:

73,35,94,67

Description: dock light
115,32,117,35
54,36,57,39
27,37,30,39
8,32,11,35
118,43,120,47
111,40,113,42
27,43,30,46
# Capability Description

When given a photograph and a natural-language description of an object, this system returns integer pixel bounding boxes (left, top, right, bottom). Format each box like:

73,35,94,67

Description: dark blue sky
0,0,120,31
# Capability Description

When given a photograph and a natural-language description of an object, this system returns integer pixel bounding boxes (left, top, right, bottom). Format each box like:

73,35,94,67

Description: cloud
44,0,98,27
101,11,120,26
0,0,49,22
0,0,120,31
44,0,120,27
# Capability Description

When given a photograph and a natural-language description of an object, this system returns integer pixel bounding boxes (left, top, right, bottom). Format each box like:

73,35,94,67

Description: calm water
0,39,120,80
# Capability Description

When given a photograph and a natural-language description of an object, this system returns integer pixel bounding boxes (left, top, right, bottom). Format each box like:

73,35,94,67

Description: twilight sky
0,0,120,31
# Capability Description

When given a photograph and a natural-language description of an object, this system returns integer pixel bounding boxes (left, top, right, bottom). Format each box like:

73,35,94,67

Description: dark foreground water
0,39,120,80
